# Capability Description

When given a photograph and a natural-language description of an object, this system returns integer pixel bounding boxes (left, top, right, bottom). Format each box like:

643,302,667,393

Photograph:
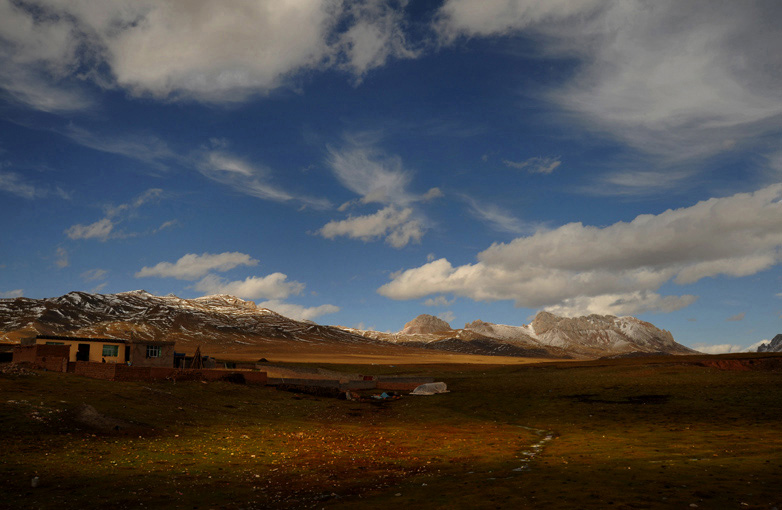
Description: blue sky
1,1,781,352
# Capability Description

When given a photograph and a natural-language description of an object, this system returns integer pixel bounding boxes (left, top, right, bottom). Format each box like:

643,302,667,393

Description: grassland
1,354,781,509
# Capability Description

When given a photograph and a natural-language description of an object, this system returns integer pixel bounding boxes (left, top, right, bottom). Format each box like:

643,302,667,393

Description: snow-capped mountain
0,290,694,358
0,290,368,347
343,311,694,358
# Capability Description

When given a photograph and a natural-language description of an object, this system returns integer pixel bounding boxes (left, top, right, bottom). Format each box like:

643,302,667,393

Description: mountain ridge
0,291,694,358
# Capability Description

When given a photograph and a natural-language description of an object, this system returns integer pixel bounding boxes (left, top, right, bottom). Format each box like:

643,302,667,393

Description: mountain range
0,291,696,359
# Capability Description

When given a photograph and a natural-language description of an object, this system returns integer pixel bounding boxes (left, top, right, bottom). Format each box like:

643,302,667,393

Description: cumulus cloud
0,289,23,298
436,0,782,161
194,273,304,301
503,156,561,175
136,252,258,280
379,184,782,316
257,300,340,322
198,151,330,209
0,0,419,109
318,205,424,248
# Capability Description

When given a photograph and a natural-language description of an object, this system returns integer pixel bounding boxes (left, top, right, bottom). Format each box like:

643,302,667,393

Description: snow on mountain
0,290,367,347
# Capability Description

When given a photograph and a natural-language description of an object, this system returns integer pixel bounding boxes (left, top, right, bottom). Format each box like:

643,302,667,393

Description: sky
1,0,781,353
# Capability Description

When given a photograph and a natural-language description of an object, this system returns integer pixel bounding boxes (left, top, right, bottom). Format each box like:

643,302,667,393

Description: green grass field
1,356,781,509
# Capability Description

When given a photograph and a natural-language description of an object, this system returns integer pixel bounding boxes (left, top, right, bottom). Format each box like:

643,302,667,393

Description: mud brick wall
12,345,37,364
36,355,69,372
74,361,117,380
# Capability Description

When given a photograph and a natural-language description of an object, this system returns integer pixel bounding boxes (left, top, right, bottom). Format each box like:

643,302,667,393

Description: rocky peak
758,334,782,353
401,314,453,335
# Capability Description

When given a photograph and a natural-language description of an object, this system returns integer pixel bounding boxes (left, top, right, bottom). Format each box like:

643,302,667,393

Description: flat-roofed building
31,335,175,367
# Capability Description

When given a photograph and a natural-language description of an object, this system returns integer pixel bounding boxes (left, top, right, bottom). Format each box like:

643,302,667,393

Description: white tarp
410,382,449,395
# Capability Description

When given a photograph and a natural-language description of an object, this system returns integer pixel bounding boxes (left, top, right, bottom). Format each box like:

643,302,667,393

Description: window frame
146,345,162,358
102,344,119,357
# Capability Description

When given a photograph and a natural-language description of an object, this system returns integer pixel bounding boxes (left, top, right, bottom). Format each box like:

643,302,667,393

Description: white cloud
0,289,23,298
503,156,561,174
747,339,770,352
65,218,114,241
257,300,340,322
198,151,330,209
318,205,424,248
436,1,782,161
194,273,304,301
379,184,782,316
692,343,747,355
136,252,258,281
0,1,419,109
726,312,746,322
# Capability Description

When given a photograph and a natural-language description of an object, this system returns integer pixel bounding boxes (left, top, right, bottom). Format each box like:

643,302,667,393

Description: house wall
34,338,126,363
128,343,175,367
12,345,70,371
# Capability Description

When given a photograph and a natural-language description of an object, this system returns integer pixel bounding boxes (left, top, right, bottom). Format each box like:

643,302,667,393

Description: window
146,345,162,358
102,344,119,357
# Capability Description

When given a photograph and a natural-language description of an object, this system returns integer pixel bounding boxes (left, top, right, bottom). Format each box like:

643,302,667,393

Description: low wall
267,378,342,388
72,362,267,384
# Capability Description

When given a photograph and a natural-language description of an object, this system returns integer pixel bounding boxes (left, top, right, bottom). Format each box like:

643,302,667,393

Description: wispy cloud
55,247,69,269
461,195,527,234
0,170,69,200
0,289,24,298
503,156,561,174
81,269,108,282
726,312,746,322
64,189,163,241
198,150,331,210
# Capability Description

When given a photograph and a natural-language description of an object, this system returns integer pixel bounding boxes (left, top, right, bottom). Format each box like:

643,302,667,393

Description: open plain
2,352,781,509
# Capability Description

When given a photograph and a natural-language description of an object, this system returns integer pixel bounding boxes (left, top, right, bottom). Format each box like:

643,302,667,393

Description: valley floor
1,354,781,509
